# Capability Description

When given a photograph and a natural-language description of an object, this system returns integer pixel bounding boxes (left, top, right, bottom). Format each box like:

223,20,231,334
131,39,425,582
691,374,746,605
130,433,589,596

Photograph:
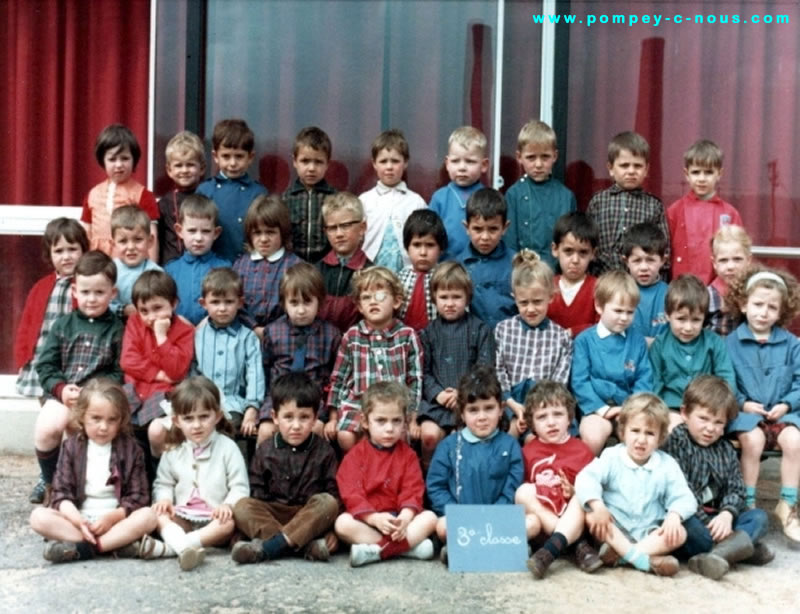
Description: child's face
596,294,636,334
680,404,726,447
274,400,316,447
607,149,648,191
434,287,468,321
366,399,405,448
462,396,503,439
551,233,594,283
622,413,660,465
293,145,329,188
357,284,401,329
174,403,221,445
323,209,365,258
530,403,570,444
251,224,283,259
83,395,122,446
104,145,134,184
407,233,442,273
73,273,117,319
667,306,704,343
624,247,664,287
372,147,408,188
50,236,84,277
684,164,722,201
445,143,488,187
166,150,205,190
712,240,750,285
743,286,782,336
514,283,553,328
176,215,221,256
284,292,319,327
113,226,152,267
464,214,508,255
136,296,176,329
212,145,254,179
200,291,242,327
516,143,557,183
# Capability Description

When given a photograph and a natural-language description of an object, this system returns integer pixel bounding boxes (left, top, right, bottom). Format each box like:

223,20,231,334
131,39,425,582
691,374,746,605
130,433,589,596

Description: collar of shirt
185,431,217,459
447,181,483,207
687,190,723,205
368,438,398,452
321,248,368,269
209,318,242,335
287,177,335,196
356,318,404,338
375,180,408,196
518,315,550,332
274,431,315,452
183,251,216,265
114,258,153,274
250,247,285,262
619,444,657,471
76,309,115,323
463,240,507,262
596,321,625,339
735,321,784,345
461,427,500,443
608,184,644,197
520,175,552,186
214,172,254,186
290,319,320,336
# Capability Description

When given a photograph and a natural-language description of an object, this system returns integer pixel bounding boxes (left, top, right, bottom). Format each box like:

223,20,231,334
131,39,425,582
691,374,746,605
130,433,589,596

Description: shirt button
238,218,242,223
85,342,91,347
524,196,528,201
216,183,222,189
677,257,682,262
218,350,224,355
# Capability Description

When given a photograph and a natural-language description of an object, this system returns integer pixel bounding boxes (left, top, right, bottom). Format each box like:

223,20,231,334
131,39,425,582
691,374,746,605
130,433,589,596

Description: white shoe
400,539,434,560
775,500,800,544
349,543,381,567
178,546,206,571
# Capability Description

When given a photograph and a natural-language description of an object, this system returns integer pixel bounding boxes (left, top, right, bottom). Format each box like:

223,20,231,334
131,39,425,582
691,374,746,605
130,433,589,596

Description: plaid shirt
495,316,573,394
194,319,265,414
233,249,303,329
586,185,670,275
662,423,747,523
249,433,340,505
707,282,739,336
420,312,495,402
397,266,437,323
259,315,342,420
327,319,423,419
283,178,336,263
35,309,124,399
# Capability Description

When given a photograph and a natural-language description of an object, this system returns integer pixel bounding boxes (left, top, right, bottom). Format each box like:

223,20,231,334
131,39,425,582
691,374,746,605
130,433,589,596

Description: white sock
185,530,204,550
160,522,190,554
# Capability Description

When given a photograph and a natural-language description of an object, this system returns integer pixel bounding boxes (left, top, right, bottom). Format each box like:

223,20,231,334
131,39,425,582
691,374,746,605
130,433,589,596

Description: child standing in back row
707,225,752,336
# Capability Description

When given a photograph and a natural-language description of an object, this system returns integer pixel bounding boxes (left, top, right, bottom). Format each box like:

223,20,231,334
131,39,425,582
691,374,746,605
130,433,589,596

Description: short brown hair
430,261,473,302
202,267,242,298
524,380,577,426
665,274,709,315
362,381,410,421
132,270,178,306
72,378,131,436
95,124,141,168
212,118,255,152
517,120,557,151
178,193,219,225
111,205,151,237
371,129,409,161
594,270,639,309
682,375,738,422
243,195,291,252
608,131,650,164
42,217,88,266
166,376,232,447
75,250,116,284
352,266,404,303
684,139,723,170
293,126,332,159
280,262,326,306
166,130,206,166
616,393,670,445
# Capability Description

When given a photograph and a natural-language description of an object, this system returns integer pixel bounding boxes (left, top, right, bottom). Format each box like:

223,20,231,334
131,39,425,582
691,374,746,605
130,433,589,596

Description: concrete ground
1,454,799,614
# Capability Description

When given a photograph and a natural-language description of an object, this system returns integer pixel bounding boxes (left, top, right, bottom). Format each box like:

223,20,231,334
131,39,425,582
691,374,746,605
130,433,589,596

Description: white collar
597,321,625,339
250,247,285,262
375,180,408,196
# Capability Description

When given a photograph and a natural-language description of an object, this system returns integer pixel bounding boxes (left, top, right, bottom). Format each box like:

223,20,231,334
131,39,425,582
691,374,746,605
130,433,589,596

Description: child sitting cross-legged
518,381,601,579
335,381,437,567
663,375,773,580
231,372,341,564
575,393,697,576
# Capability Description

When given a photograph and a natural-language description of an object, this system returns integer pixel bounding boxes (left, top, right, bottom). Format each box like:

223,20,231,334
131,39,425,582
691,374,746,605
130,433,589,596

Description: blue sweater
632,281,668,339
165,251,232,325
571,324,653,416
458,240,517,330
426,428,523,516
429,181,485,261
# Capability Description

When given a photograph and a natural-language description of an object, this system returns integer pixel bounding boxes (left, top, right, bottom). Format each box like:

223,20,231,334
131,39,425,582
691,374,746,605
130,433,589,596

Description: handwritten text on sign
445,504,528,572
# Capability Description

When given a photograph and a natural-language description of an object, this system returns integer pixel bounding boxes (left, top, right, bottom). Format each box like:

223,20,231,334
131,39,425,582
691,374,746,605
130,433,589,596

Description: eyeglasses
359,290,390,303
324,220,361,233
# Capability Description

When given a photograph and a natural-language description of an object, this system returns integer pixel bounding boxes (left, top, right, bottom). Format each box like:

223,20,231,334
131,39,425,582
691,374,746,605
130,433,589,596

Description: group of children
16,115,800,580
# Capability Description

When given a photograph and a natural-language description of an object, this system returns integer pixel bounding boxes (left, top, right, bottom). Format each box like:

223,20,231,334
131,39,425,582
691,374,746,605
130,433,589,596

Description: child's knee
739,428,765,451
778,425,800,451
515,483,535,505
337,430,357,451
257,421,275,445
29,507,49,531
420,423,443,451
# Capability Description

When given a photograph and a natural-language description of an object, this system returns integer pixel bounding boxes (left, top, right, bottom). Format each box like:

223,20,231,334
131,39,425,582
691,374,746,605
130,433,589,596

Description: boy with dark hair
196,118,267,263
397,209,448,330
586,131,669,276
232,372,340,563
284,126,337,263
622,222,669,344
457,187,516,329
663,375,773,580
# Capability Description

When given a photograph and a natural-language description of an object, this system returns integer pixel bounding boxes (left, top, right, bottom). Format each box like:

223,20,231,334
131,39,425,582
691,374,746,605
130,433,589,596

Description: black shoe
29,477,47,504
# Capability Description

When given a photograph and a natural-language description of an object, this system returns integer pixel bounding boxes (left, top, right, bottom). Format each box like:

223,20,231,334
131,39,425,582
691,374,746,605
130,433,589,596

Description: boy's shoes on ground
231,539,266,564
598,543,619,567
29,477,48,505
439,545,448,565
114,540,141,559
774,500,800,544
649,555,680,577
303,537,330,562
43,541,80,563
575,540,603,573
744,541,775,566
526,548,555,579
350,543,381,567
178,546,205,571
400,539,434,560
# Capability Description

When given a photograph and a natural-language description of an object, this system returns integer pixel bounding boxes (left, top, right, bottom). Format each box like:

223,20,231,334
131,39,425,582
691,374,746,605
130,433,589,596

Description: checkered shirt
283,178,336,263
328,319,423,432
494,316,573,394
707,284,738,336
16,277,73,397
586,185,670,275
397,266,437,323
258,316,342,420
233,250,303,329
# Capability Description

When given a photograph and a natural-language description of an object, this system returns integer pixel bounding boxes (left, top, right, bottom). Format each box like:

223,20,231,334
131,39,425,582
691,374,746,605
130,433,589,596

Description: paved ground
1,454,798,614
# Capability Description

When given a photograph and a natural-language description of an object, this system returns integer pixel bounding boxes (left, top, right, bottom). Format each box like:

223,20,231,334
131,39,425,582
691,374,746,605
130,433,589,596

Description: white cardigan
153,431,249,508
